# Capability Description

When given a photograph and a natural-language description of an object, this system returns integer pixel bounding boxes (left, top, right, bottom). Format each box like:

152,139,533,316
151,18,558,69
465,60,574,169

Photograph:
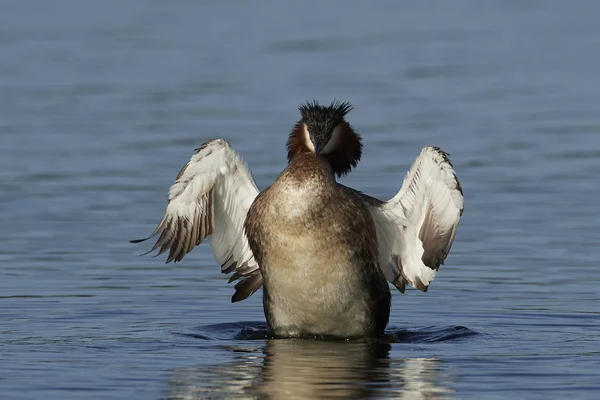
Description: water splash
177,321,478,343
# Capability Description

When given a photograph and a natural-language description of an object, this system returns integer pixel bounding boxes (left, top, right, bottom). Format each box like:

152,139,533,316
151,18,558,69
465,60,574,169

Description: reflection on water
168,339,454,399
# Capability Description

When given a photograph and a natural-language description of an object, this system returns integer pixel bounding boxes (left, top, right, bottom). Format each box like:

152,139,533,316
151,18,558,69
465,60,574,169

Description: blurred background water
1,0,600,399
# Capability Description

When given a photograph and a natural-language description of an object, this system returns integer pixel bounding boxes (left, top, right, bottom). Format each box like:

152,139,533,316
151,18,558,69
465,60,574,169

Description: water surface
2,1,600,399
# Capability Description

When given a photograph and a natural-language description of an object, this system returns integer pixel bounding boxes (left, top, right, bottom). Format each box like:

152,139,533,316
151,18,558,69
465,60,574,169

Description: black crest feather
298,100,353,123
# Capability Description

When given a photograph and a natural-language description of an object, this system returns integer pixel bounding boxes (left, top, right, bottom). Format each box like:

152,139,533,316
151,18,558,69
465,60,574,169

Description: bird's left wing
367,146,464,293
131,138,262,302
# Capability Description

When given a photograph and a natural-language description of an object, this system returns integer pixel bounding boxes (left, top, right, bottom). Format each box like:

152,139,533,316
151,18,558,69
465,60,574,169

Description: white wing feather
369,146,463,293
132,138,262,302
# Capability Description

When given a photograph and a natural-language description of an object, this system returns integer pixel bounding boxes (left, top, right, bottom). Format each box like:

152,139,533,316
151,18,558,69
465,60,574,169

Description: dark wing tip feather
228,272,242,283
428,145,463,196
390,255,430,293
394,281,406,294
131,193,215,264
231,272,263,303
414,277,429,292
193,138,227,154
392,256,407,294
221,253,236,274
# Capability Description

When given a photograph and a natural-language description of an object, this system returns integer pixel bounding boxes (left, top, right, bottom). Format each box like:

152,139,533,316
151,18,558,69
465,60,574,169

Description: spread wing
131,138,262,302
368,146,464,293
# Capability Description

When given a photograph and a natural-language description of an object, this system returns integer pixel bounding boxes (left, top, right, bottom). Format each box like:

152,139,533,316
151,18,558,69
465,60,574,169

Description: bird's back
245,153,390,338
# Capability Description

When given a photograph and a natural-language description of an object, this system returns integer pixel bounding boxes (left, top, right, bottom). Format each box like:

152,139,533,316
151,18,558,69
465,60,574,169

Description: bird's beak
315,142,325,156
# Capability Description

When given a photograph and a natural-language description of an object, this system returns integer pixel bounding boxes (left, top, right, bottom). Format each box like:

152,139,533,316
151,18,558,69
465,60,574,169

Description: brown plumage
245,153,390,338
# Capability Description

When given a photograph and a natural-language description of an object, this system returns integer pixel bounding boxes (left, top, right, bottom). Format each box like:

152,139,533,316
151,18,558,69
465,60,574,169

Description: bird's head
287,100,362,177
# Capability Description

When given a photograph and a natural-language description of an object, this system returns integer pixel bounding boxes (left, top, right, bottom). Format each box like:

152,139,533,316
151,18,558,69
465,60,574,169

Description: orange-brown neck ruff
286,121,362,178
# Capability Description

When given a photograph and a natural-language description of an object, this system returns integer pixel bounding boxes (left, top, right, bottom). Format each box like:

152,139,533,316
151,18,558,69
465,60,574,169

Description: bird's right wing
131,138,262,302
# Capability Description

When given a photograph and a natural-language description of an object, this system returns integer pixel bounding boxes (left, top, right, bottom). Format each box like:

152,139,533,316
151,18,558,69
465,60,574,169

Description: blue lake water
1,1,600,398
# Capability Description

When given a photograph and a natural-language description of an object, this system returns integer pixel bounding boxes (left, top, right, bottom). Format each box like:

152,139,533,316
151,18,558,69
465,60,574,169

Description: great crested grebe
132,100,463,339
